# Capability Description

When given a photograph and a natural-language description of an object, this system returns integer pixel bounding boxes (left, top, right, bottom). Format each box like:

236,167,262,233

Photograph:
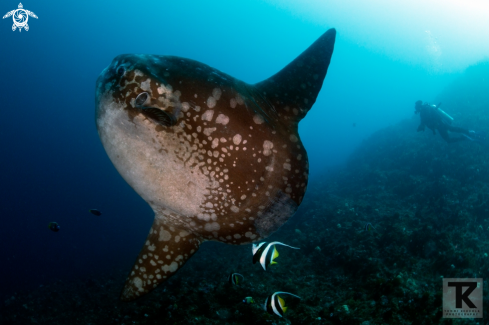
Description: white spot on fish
133,277,144,292
233,134,242,145
207,96,216,108
169,262,178,272
181,102,190,112
253,114,264,124
203,127,216,136
263,140,273,156
179,230,189,237
212,88,222,100
141,79,151,91
159,228,171,241
204,222,220,231
215,114,229,125
202,110,214,121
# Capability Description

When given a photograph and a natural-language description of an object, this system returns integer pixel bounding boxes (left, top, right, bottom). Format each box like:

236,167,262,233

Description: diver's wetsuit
415,102,470,143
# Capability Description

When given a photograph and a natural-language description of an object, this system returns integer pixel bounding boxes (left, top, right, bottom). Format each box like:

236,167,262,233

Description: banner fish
264,291,301,317
95,29,336,300
252,242,299,270
364,222,375,232
228,272,244,285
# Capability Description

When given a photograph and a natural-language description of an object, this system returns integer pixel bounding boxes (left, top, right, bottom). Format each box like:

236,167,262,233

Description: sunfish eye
135,92,149,107
116,66,125,77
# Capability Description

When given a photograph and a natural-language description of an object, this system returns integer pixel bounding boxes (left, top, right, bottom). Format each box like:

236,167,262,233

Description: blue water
0,0,485,300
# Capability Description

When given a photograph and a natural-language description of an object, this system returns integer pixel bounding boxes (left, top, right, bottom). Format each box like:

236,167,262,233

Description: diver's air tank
432,104,454,124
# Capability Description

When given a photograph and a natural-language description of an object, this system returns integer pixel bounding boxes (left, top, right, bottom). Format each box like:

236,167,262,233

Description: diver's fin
253,29,336,126
466,130,487,145
120,219,201,301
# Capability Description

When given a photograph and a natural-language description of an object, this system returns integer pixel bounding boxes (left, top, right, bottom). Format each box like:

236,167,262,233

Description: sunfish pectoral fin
253,28,336,126
120,220,201,301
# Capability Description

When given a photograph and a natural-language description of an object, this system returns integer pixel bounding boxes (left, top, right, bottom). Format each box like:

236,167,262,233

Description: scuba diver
414,100,485,144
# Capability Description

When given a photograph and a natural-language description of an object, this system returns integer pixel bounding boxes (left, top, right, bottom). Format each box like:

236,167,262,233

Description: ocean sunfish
95,29,336,301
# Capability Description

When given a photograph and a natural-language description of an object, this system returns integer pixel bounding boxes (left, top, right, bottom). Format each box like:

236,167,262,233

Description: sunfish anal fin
120,219,201,301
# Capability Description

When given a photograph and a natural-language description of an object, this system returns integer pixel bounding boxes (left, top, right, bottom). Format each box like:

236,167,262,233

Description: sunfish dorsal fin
120,219,201,301
254,28,336,126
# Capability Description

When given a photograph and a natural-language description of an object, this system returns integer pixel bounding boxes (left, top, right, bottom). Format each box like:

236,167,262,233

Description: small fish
228,272,244,285
48,222,60,232
89,209,102,216
365,222,375,232
243,296,255,304
252,242,299,271
264,292,301,317
353,122,356,127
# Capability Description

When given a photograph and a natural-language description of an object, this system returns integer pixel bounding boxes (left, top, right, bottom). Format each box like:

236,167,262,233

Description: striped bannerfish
365,222,375,232
264,291,301,317
228,272,244,285
252,242,299,271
